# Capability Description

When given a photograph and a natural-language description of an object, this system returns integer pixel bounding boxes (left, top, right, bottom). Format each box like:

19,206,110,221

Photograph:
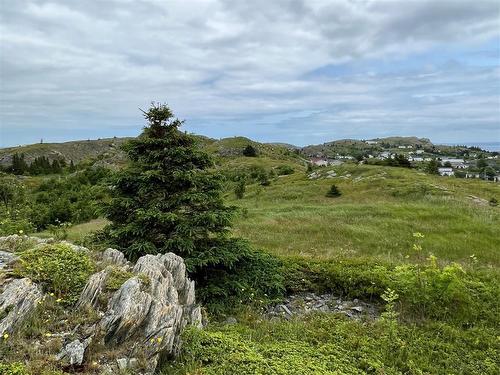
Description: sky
1,0,499,147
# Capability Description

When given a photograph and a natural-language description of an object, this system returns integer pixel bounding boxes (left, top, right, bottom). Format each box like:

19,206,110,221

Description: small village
307,138,500,182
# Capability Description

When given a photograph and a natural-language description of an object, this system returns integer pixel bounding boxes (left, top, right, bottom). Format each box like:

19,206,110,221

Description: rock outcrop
0,235,202,374
0,278,43,336
68,251,201,373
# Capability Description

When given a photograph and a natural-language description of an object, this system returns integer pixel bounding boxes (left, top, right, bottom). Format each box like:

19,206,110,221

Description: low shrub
16,243,94,303
164,314,499,375
275,165,294,176
325,184,341,197
193,248,285,315
283,257,499,325
0,362,30,375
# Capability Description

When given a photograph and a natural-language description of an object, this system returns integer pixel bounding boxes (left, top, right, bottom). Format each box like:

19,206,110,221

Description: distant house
416,150,424,155
438,167,454,176
409,156,424,162
466,172,480,179
379,151,391,159
398,145,412,149
365,140,378,145
441,158,466,168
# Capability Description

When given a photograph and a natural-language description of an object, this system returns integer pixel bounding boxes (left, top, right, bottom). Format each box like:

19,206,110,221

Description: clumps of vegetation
242,144,258,157
103,103,284,311
1,152,77,176
0,362,30,375
0,167,110,235
16,243,94,303
489,197,498,207
425,158,440,174
326,184,341,197
234,179,246,199
1,296,100,374
165,314,498,374
283,256,499,325
103,266,134,292
275,164,294,176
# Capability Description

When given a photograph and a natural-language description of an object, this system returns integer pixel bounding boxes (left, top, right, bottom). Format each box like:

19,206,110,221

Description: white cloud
0,0,499,146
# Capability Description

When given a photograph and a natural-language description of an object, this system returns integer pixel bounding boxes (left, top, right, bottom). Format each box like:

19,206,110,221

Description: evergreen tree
326,184,341,197
11,153,28,175
234,179,246,199
68,160,76,173
104,103,283,306
425,159,440,175
51,159,62,174
243,144,257,157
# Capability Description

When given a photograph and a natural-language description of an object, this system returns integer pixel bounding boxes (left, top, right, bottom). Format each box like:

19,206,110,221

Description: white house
466,172,480,179
438,167,454,176
416,150,424,155
379,151,391,159
441,158,466,168
365,140,378,145
409,156,424,162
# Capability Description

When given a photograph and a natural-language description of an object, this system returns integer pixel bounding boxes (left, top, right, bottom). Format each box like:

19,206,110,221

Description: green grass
37,218,108,242
228,164,500,266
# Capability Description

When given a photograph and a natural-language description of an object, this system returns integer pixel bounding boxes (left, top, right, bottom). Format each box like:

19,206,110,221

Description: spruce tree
243,144,257,157
104,103,283,306
326,184,341,197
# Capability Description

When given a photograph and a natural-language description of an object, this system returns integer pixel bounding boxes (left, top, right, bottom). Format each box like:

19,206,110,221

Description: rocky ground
266,292,379,320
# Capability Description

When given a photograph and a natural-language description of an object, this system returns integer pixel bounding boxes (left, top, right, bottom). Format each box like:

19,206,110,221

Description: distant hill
1,135,492,170
0,137,132,168
301,136,434,157
0,135,297,169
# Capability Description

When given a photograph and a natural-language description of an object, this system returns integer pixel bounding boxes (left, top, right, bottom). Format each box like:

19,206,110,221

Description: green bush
325,184,341,197
164,315,499,375
17,243,94,303
0,362,30,375
275,165,294,176
193,245,285,315
283,257,499,325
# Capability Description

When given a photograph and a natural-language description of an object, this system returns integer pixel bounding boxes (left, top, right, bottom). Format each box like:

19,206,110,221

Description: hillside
0,137,132,168
0,135,299,169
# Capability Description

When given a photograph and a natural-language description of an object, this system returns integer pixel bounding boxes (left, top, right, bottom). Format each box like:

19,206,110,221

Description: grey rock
279,304,293,316
0,250,18,270
0,278,43,335
102,248,127,266
116,358,128,370
351,306,363,312
82,252,201,373
56,338,89,366
76,268,110,308
225,316,238,324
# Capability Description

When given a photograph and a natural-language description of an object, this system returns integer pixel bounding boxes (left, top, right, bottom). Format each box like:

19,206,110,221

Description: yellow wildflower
56,298,62,303
3,333,9,340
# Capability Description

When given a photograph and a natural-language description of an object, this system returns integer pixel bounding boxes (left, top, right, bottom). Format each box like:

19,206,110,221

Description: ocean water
442,142,500,152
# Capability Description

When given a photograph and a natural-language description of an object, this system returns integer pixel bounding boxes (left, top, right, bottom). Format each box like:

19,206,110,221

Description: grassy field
41,162,499,267
228,163,500,267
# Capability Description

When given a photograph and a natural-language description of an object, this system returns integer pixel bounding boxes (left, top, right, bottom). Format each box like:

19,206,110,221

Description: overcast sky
1,0,499,147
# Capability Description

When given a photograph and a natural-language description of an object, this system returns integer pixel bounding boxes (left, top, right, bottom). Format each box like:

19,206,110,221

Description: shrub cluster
16,243,94,303
283,257,499,325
